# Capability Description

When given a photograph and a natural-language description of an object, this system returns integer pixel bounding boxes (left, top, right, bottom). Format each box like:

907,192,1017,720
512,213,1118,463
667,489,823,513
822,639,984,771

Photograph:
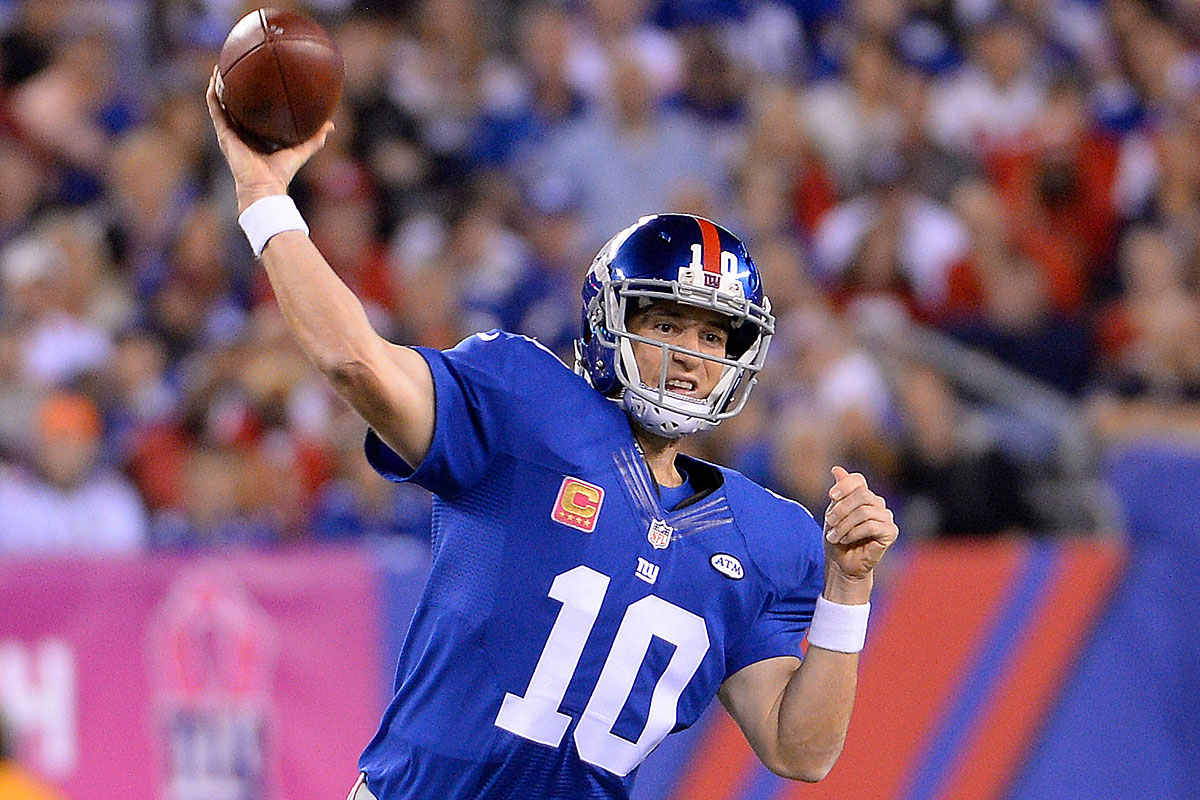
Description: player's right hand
205,66,333,213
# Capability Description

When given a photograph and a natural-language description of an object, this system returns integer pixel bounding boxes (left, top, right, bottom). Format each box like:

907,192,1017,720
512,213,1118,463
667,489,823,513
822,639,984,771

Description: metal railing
854,309,1123,536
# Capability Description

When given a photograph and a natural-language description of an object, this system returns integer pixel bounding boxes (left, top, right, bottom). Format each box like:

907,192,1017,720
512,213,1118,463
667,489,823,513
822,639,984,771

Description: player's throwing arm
205,67,435,468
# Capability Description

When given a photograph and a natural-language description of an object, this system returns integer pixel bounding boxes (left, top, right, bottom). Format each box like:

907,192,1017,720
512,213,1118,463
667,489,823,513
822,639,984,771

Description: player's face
626,302,730,401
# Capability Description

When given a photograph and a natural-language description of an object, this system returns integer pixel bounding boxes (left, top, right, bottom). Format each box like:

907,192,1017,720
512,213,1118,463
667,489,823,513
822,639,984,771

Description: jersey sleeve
365,332,530,498
724,508,825,678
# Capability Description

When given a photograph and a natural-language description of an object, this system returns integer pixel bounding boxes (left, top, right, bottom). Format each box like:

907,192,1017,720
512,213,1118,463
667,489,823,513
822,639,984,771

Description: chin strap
622,390,713,439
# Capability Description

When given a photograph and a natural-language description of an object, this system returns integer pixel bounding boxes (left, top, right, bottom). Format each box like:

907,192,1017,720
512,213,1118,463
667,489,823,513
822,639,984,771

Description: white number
574,595,709,775
494,566,710,776
690,244,737,278
495,566,608,747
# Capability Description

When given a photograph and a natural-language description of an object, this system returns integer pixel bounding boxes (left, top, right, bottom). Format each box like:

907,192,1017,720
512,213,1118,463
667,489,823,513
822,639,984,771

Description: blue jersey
358,332,825,800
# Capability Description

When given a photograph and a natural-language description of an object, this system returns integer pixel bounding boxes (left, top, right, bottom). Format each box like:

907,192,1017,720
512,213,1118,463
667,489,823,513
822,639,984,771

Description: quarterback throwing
207,67,898,800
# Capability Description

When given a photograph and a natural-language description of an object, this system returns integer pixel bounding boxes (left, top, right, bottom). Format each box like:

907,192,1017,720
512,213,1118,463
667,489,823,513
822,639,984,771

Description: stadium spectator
769,306,894,476
382,0,513,207
734,84,837,239
290,150,396,327
1089,227,1200,443
336,13,428,233
941,177,1093,396
983,76,1121,298
927,14,1049,158
8,28,120,175
566,0,685,103
311,436,433,541
892,364,1042,538
770,406,848,514
387,214,471,350
744,234,821,320
674,25,749,135
108,126,204,302
801,36,904,193
1110,3,1196,118
890,65,976,202
940,242,1093,395
812,151,972,319
103,328,185,511
473,3,585,169
0,391,148,553
0,141,48,244
152,443,281,549
530,53,723,247
1,232,114,387
948,178,1086,322
472,185,583,359
1098,227,1200,398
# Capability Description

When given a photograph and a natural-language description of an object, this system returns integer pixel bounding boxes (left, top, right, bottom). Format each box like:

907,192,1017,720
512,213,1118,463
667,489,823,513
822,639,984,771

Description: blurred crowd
2,0,1198,552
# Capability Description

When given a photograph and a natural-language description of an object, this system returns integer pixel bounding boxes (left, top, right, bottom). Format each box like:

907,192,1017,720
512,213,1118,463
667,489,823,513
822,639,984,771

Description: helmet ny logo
686,242,737,289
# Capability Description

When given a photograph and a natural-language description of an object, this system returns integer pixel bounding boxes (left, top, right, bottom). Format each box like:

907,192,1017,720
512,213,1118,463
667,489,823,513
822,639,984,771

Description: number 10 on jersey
494,565,710,776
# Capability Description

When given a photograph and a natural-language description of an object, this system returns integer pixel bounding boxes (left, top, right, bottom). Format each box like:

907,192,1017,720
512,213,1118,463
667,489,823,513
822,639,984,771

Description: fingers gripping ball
216,8,344,153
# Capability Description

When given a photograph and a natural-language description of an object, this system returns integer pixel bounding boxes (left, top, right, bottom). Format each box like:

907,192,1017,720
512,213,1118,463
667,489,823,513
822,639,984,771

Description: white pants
347,774,378,800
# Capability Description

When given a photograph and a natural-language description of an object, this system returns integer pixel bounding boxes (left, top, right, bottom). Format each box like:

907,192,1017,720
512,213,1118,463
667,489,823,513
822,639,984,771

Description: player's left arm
718,466,898,782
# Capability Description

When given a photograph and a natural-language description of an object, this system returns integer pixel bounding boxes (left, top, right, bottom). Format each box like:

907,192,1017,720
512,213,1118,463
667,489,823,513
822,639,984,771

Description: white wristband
237,195,309,258
806,595,870,653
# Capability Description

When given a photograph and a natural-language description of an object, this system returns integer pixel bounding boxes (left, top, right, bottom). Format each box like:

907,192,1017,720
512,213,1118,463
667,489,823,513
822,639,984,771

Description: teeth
667,380,695,391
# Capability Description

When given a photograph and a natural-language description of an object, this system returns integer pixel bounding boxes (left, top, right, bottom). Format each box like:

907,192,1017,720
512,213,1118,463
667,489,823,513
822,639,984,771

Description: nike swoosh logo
476,331,501,341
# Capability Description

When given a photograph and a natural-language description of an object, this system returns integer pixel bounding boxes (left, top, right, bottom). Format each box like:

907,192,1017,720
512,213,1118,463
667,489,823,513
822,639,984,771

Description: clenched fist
823,466,898,583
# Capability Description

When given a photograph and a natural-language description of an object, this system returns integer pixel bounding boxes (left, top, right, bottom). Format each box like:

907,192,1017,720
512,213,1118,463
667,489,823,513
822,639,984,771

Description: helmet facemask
584,277,774,438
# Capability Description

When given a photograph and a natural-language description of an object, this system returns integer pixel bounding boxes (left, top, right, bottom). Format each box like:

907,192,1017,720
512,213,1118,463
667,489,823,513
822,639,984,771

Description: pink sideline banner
0,546,383,800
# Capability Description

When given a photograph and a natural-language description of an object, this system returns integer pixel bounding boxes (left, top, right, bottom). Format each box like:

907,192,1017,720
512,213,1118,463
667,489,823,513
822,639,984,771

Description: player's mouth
664,378,700,397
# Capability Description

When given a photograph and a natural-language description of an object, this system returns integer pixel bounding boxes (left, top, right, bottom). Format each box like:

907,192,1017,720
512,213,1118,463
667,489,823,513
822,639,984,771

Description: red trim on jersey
696,218,722,274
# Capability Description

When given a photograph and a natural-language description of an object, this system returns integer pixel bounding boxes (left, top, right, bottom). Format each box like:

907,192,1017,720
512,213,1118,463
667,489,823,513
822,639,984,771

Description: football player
207,70,898,800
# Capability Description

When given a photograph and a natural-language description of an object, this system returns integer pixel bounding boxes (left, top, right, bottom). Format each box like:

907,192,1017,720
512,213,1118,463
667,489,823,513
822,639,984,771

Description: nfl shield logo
647,519,672,550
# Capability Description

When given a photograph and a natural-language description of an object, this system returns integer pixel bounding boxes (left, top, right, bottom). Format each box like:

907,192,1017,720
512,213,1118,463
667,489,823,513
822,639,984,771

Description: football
215,8,344,153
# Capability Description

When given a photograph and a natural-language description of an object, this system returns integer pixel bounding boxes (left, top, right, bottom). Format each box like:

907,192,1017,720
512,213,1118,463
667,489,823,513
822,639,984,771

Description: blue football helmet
574,214,774,438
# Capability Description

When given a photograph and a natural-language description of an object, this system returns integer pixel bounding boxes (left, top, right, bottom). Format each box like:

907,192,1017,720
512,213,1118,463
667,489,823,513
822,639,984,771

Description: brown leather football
215,8,344,153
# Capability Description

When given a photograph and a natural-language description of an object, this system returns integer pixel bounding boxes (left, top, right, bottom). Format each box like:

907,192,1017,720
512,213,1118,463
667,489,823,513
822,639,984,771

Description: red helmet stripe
696,218,722,274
